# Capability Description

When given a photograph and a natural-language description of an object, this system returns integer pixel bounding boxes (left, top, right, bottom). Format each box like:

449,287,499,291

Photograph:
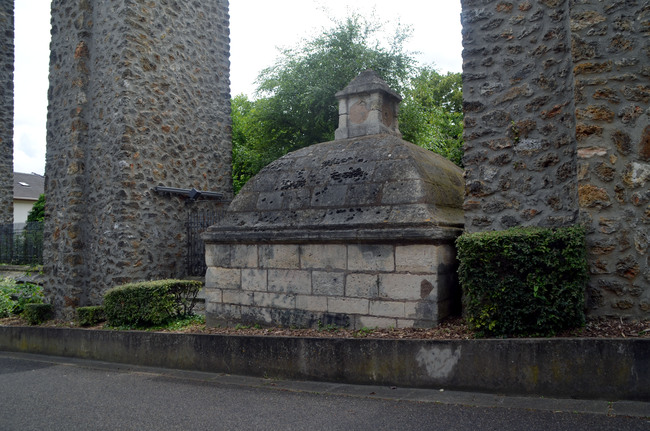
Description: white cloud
230,0,463,96
13,0,51,175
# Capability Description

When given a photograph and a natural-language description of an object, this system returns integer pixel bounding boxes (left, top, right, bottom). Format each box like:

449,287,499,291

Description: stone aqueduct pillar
0,1,13,226
44,0,232,317
461,0,579,232
461,0,649,318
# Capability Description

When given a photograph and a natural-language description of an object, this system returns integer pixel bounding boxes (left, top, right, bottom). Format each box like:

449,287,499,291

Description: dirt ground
2,315,649,340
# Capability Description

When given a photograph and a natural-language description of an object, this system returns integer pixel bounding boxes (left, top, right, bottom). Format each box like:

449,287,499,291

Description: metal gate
186,206,228,276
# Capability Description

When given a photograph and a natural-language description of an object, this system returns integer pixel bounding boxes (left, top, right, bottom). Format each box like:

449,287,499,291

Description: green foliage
103,279,202,327
0,289,12,318
231,13,416,193
22,303,53,325
457,226,588,338
400,68,464,167
76,306,106,327
110,313,205,332
27,194,45,223
0,278,44,316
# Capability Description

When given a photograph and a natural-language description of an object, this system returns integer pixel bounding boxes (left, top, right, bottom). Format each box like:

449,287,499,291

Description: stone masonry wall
571,0,650,316
461,0,649,318
205,242,459,329
45,0,232,317
0,1,13,226
461,0,579,232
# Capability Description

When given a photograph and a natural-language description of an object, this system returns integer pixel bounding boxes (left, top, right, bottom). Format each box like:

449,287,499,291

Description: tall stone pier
0,0,13,226
45,0,232,317
461,0,649,318
461,0,579,232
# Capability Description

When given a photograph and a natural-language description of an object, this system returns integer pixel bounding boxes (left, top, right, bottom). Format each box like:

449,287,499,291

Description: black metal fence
0,222,44,266
186,206,228,276
0,209,224,273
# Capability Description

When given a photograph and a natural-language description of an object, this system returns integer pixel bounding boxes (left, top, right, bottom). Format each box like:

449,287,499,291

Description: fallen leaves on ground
2,315,648,339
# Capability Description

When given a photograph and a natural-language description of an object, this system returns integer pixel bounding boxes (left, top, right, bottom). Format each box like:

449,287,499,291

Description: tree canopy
399,68,464,167
26,194,45,223
231,14,464,193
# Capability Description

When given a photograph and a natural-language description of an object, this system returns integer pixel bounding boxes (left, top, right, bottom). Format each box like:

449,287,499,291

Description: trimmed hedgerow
76,306,106,327
22,303,53,325
456,225,588,338
103,279,202,327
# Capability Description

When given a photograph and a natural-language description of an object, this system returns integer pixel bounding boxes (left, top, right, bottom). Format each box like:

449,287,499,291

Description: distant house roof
14,172,44,201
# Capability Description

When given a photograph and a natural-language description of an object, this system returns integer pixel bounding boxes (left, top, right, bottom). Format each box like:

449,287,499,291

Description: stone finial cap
334,70,402,140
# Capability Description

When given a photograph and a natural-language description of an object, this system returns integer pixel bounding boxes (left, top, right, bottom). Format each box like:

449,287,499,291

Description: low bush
22,303,53,325
76,305,106,327
0,278,44,316
103,279,202,327
456,225,588,337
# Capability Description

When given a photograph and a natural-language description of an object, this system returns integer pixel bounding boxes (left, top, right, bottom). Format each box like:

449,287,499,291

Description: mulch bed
2,315,649,340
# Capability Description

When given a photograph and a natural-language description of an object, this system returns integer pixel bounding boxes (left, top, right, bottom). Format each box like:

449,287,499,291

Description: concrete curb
1,326,648,401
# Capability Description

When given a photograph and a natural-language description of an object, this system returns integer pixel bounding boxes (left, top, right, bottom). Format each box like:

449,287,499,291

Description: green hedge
103,279,202,327
23,303,53,325
456,225,588,337
76,305,106,327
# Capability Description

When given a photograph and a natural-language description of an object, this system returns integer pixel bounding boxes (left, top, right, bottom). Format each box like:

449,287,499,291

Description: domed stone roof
206,134,464,243
205,70,464,244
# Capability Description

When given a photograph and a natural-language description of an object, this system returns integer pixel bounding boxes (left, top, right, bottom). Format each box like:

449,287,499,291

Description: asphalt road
1,352,648,431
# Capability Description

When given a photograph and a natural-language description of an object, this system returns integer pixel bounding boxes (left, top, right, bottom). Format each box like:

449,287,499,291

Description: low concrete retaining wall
1,326,648,401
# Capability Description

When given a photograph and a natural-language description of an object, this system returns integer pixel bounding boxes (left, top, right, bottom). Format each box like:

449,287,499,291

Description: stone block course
300,244,347,270
223,290,254,306
205,245,231,268
254,292,296,309
355,316,397,329
268,269,311,294
346,273,379,298
328,297,369,315
296,295,328,312
348,244,395,272
369,300,406,318
231,245,259,268
206,268,240,290
312,271,345,296
395,245,438,273
205,242,458,329
241,269,267,291
379,274,437,301
260,244,300,269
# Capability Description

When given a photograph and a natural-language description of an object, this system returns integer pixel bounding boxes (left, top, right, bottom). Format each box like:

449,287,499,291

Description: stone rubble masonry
204,243,459,329
0,1,13,226
461,0,579,233
571,0,650,318
44,0,232,318
462,0,649,318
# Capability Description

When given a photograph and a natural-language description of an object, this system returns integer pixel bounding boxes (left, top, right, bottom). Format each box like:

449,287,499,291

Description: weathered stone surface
312,271,345,296
260,245,300,269
348,245,395,272
462,0,650,318
641,126,650,161
206,135,464,239
0,3,13,225
462,0,579,233
45,0,232,318
268,270,311,294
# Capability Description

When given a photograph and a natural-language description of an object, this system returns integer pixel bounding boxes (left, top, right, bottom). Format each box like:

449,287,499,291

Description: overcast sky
13,0,463,176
